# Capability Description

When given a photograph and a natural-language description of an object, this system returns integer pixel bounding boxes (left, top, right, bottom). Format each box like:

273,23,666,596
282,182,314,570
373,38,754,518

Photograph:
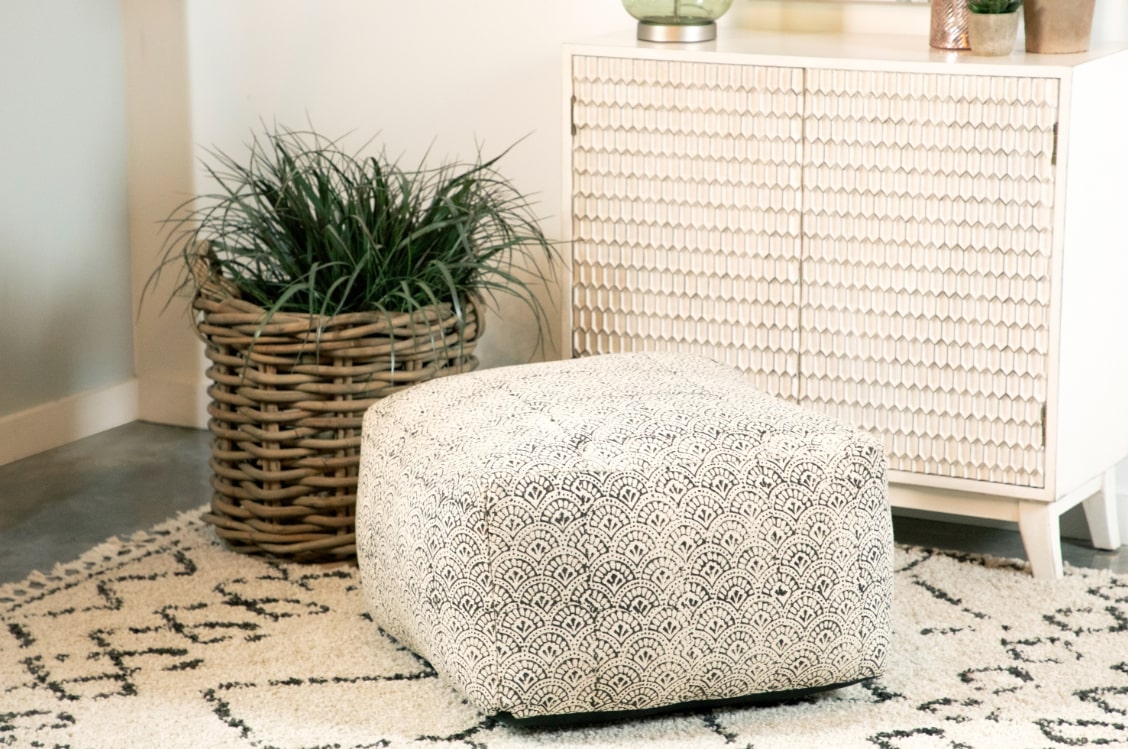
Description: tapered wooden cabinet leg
1018,502,1063,579
1082,468,1122,550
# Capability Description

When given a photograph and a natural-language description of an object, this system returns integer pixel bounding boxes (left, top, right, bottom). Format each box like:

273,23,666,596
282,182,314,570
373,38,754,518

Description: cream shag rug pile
2,509,1127,749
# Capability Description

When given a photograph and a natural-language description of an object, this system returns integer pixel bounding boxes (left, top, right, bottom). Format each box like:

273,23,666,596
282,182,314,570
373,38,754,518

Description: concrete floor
1,421,1125,584
0,422,212,584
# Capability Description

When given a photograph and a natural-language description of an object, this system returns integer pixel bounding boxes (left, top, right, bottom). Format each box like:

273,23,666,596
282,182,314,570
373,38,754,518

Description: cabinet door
800,70,1058,488
570,56,804,399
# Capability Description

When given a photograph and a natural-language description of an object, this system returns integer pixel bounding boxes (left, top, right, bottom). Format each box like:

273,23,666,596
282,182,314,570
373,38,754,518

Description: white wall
734,0,1128,43
0,1,137,461
731,0,928,34
175,0,627,382
1094,0,1128,42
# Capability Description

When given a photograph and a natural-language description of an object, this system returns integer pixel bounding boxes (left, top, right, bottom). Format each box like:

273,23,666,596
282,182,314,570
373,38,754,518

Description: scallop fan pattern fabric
356,352,893,720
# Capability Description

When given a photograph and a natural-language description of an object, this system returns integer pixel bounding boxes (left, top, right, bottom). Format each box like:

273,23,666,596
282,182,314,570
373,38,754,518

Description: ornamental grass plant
150,124,557,349
968,0,1021,13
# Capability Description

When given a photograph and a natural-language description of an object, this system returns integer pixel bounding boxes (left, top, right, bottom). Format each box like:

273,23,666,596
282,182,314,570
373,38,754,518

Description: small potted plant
148,124,558,561
967,0,1022,56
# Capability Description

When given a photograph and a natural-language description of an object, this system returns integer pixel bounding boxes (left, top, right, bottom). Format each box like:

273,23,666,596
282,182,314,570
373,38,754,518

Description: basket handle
191,242,241,304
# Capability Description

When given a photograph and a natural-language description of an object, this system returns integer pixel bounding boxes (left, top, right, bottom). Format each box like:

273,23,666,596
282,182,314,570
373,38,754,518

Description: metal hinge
570,95,577,137
1051,122,1059,166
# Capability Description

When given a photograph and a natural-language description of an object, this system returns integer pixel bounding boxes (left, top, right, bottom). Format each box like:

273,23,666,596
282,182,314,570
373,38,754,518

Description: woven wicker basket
193,274,481,561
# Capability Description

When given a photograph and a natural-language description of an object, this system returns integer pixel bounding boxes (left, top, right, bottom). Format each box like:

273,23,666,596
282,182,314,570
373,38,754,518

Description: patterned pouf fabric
356,352,893,723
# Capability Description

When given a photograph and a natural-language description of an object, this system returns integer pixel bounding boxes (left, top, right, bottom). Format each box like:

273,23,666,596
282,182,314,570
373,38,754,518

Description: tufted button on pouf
356,352,893,723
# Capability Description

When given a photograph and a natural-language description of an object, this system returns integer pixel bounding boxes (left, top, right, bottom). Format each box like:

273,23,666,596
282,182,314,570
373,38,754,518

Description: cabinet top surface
566,30,1128,76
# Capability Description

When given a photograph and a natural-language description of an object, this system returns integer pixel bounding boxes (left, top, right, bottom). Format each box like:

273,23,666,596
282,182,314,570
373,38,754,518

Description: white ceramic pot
968,11,1020,56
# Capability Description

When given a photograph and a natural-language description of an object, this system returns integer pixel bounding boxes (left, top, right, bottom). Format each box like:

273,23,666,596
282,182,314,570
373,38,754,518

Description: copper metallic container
930,0,970,50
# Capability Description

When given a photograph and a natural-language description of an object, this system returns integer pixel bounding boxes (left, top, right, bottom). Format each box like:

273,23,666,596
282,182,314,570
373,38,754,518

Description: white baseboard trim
138,377,209,429
0,380,140,466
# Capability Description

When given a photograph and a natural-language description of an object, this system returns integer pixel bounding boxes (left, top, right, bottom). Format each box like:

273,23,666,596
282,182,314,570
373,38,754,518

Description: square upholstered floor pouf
356,352,893,724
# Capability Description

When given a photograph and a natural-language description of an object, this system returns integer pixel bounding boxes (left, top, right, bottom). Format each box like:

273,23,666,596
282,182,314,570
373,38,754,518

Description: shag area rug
2,509,1127,749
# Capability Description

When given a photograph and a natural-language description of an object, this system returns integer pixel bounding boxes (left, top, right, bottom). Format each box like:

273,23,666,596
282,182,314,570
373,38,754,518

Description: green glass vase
622,0,734,42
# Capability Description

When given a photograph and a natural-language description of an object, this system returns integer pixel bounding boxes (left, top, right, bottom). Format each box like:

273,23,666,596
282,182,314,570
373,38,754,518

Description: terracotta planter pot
968,11,1020,56
1024,0,1096,54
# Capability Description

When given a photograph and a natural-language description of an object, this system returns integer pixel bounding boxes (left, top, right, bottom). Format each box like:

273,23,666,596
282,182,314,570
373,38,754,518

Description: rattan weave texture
193,278,481,561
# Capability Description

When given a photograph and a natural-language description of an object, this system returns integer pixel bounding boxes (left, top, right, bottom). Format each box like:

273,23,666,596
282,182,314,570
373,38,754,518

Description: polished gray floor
1,421,1125,583
0,422,212,584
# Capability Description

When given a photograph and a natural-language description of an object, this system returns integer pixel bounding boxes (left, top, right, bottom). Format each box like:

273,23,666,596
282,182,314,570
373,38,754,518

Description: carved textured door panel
570,58,1059,487
799,70,1058,487
570,56,804,399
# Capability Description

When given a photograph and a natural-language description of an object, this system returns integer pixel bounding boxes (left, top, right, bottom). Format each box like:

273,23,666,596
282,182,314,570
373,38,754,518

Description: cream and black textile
356,352,893,721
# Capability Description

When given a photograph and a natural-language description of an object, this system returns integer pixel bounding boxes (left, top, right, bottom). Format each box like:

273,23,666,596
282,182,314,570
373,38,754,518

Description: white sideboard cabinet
563,32,1128,578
